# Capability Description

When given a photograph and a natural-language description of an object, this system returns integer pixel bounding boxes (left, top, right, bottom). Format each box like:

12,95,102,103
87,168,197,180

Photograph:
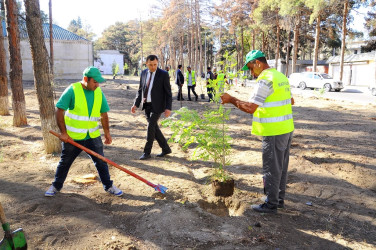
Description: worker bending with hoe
45,67,123,197
221,50,294,214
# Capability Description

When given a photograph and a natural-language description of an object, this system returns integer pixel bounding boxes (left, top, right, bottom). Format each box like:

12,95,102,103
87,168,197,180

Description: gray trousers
262,131,293,208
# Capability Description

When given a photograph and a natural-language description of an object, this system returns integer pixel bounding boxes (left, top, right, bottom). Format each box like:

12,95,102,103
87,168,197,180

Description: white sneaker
45,185,58,197
106,185,123,196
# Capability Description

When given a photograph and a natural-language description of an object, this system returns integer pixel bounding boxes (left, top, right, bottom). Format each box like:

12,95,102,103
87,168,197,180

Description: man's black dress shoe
139,153,151,160
156,149,172,157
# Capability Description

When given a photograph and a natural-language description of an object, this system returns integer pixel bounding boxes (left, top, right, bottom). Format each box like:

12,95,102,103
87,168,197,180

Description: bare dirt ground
0,76,375,250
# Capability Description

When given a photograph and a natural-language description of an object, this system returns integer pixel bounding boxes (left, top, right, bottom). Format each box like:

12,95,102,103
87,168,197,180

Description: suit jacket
134,68,172,114
175,69,184,85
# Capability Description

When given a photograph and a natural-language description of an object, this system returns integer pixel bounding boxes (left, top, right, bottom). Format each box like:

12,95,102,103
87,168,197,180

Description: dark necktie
144,72,152,103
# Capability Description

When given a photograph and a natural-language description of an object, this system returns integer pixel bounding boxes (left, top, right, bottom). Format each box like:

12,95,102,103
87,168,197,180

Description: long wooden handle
0,202,7,225
49,130,158,189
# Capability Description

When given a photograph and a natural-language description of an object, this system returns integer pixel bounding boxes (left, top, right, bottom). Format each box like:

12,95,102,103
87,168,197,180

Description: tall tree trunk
190,0,195,69
275,17,280,70
0,12,9,115
218,15,223,58
140,18,144,68
24,0,60,153
49,0,53,77
252,29,255,50
234,30,240,70
240,26,244,69
262,32,265,52
194,0,198,72
187,0,191,67
196,0,202,76
285,30,291,76
313,16,321,72
339,0,348,82
180,34,184,69
292,15,300,73
5,0,27,126
170,36,176,69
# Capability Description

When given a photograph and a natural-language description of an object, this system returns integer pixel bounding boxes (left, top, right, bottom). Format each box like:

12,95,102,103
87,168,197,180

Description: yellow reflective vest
64,82,102,140
252,69,294,136
186,71,196,85
217,73,225,85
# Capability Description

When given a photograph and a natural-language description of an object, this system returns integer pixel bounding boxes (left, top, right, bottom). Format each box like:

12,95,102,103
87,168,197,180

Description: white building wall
94,50,124,75
4,38,93,81
330,62,375,86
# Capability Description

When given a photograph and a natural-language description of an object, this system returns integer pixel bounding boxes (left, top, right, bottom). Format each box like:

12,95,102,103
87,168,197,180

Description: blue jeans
52,137,113,191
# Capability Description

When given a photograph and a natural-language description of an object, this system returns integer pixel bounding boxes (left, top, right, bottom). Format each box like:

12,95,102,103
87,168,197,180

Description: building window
354,50,358,54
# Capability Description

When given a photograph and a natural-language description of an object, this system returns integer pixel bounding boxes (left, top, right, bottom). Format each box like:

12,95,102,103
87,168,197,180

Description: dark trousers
177,84,184,100
144,103,170,154
188,85,198,100
262,132,293,208
52,137,113,190
207,87,214,101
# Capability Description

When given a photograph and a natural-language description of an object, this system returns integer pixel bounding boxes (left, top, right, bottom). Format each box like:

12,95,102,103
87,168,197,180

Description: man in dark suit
131,55,172,160
175,65,184,100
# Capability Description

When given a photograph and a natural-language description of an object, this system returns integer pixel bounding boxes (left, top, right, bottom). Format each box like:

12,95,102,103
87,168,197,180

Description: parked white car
369,83,376,96
288,72,344,92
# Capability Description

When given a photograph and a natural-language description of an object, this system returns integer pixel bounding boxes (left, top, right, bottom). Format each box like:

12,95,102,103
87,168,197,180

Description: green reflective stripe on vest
65,82,102,140
252,69,294,136
186,71,196,85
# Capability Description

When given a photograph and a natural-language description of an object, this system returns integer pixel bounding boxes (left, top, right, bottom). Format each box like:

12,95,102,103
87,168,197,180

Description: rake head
154,184,168,194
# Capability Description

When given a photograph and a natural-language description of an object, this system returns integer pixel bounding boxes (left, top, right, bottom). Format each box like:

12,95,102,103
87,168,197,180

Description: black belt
144,102,152,105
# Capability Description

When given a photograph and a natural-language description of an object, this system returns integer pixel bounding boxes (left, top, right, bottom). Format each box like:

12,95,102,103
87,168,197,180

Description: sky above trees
39,0,158,39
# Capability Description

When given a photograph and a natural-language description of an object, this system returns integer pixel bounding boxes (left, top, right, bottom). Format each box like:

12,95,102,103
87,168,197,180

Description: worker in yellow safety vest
216,72,226,93
221,50,294,214
45,66,123,197
186,66,198,101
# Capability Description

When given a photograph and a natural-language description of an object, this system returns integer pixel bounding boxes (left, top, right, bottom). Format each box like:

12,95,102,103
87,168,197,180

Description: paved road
243,79,376,105
291,86,376,105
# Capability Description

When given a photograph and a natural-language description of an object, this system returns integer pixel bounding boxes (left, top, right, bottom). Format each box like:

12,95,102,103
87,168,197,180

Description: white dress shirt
146,71,155,102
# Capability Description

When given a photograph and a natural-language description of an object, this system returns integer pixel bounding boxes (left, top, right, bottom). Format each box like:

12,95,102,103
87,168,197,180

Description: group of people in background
175,65,199,101
173,64,229,102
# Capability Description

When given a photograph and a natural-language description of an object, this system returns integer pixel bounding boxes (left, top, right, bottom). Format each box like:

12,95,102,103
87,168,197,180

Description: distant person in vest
176,65,185,100
131,55,172,160
216,71,227,93
221,50,294,214
186,66,198,101
206,67,215,102
45,66,123,197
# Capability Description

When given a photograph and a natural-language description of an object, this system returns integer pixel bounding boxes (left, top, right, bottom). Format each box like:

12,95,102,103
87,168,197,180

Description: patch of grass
314,88,326,98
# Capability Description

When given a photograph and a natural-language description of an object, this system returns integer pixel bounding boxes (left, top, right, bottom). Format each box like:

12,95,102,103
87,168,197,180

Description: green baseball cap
241,50,265,71
83,66,105,83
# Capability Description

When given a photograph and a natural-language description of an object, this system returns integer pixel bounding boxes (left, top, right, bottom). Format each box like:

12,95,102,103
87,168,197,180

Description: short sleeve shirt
248,69,275,106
